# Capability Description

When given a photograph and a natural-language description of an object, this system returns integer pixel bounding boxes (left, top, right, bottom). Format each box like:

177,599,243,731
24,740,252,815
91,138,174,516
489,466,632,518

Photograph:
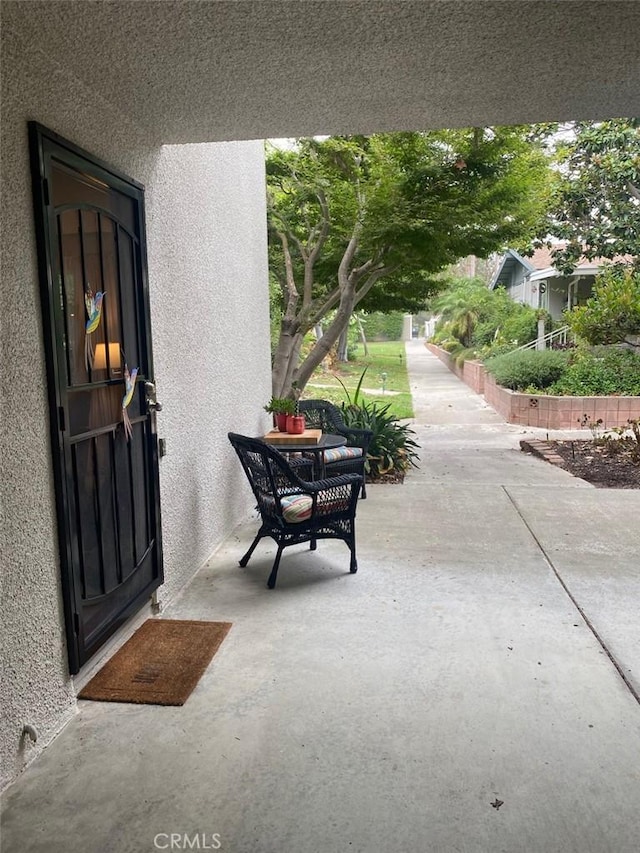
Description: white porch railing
516,325,571,351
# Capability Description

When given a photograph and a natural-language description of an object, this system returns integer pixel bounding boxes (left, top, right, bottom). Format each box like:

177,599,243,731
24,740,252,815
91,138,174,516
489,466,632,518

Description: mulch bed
368,470,405,484
520,438,640,489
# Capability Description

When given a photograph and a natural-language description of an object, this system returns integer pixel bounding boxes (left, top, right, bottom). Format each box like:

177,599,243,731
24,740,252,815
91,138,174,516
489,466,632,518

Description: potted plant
287,384,306,434
264,397,295,431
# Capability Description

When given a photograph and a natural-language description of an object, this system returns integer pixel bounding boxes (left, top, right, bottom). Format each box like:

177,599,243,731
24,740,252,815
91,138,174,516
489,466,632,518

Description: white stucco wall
147,142,272,604
1,27,271,789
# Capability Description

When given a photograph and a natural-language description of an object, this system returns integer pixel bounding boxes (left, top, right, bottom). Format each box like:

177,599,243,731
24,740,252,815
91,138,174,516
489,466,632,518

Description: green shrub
547,348,640,396
499,310,541,348
340,400,420,478
484,349,570,391
480,341,522,359
454,347,477,367
567,265,640,347
430,276,546,362
360,312,404,341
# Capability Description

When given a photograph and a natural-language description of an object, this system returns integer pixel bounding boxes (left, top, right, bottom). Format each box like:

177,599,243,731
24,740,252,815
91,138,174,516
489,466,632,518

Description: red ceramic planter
275,413,289,432
286,415,306,435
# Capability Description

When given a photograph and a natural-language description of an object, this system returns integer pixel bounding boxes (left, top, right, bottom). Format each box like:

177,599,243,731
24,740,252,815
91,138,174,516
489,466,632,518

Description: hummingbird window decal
84,285,105,371
122,363,139,442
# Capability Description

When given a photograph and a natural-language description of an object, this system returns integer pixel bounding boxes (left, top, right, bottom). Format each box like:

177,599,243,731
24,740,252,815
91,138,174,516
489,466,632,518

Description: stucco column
402,314,413,341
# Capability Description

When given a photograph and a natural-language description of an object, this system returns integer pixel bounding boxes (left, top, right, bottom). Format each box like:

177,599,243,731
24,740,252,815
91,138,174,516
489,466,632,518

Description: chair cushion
322,446,364,464
280,494,313,523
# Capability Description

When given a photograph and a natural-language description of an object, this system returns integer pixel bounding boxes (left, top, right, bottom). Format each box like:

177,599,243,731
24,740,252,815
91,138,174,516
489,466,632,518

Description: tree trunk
355,313,369,357
271,323,300,397
293,291,357,391
281,333,304,397
288,265,394,393
337,327,349,362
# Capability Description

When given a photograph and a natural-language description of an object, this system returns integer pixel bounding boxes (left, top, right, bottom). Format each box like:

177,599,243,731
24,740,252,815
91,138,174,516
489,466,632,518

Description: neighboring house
489,246,622,321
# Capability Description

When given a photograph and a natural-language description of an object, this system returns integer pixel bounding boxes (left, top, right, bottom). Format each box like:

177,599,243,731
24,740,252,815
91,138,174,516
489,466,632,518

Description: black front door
30,124,163,674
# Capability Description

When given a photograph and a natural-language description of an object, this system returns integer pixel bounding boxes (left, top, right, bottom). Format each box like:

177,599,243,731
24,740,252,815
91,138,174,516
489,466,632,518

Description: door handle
144,381,163,413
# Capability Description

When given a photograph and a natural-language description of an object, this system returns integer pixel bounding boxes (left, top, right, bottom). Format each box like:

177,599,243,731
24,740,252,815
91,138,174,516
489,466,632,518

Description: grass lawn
303,341,414,419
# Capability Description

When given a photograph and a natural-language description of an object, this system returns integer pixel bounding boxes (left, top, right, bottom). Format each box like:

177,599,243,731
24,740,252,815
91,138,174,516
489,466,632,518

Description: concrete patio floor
2,341,639,853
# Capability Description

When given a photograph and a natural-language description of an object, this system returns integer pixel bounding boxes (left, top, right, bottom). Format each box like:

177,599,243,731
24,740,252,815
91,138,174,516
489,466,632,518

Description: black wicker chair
228,433,363,589
298,399,373,498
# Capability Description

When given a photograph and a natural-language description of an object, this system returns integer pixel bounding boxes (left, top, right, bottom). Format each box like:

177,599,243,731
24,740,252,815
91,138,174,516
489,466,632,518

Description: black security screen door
30,124,163,674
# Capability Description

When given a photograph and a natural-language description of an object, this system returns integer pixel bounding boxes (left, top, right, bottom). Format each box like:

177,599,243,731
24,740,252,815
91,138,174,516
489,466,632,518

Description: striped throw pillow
322,446,364,464
280,494,313,523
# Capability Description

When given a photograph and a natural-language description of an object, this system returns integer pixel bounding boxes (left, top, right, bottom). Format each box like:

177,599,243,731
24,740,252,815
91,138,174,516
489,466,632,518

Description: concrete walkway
3,342,640,853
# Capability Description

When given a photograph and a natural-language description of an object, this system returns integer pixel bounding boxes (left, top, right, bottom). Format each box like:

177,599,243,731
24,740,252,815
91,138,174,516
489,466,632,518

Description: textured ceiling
4,1,640,142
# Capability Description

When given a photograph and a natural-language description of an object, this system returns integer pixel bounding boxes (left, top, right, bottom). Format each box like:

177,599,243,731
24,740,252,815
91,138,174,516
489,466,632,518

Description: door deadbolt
144,380,163,412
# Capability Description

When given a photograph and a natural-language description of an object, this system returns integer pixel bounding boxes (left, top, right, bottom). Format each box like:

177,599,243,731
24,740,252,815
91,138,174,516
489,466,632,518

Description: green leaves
340,399,420,478
430,275,541,357
266,128,555,395
484,344,640,397
547,348,640,397
263,397,295,415
484,350,570,391
567,265,640,346
267,129,553,317
538,119,640,272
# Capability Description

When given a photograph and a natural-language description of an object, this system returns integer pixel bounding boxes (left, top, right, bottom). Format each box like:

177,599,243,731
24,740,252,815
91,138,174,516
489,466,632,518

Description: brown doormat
78,619,232,706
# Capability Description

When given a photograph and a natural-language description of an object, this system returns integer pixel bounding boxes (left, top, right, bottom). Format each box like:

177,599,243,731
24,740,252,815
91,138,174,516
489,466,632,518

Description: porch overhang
529,265,600,282
4,0,640,144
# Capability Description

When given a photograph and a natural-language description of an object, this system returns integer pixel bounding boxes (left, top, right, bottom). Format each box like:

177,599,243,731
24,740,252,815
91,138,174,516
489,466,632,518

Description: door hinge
42,178,50,206
58,406,66,431
73,613,80,635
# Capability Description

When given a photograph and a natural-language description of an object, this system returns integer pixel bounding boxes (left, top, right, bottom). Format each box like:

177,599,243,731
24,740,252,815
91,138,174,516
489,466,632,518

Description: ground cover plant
546,347,640,396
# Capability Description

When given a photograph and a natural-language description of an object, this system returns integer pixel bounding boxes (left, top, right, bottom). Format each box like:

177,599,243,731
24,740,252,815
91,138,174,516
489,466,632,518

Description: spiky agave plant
335,365,419,477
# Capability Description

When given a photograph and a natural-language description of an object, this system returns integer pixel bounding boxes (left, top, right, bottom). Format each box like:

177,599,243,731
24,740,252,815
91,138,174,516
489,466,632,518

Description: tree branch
627,181,640,202
303,190,330,307
354,265,397,306
339,231,360,289
278,231,300,321
291,234,308,262
305,287,342,328
307,189,330,264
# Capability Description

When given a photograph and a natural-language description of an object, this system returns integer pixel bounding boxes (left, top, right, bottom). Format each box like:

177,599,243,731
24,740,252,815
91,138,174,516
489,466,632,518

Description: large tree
538,119,640,273
267,129,552,397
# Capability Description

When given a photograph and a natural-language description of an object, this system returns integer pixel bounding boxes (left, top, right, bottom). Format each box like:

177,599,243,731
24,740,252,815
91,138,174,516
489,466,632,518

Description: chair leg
349,536,358,574
267,544,285,589
310,537,317,551
239,530,264,567
361,480,367,499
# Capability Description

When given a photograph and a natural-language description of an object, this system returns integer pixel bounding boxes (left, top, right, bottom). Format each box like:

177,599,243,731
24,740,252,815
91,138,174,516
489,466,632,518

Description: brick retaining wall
425,343,484,394
426,343,640,429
